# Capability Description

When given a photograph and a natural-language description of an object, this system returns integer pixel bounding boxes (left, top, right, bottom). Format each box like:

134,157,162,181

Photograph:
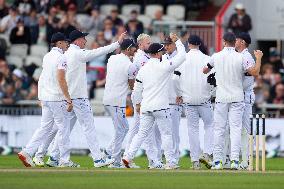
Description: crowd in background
0,0,283,116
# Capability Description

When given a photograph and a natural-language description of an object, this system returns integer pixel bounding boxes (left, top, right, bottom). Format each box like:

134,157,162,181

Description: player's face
128,46,137,57
164,43,176,54
141,38,151,51
235,38,244,50
57,40,69,52
77,37,87,49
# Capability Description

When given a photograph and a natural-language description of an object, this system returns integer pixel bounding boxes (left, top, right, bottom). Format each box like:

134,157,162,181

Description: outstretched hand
254,50,263,60
170,33,178,42
118,32,128,44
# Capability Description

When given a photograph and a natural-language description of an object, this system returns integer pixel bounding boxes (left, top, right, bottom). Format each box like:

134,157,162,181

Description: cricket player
122,33,186,169
203,32,263,170
124,33,160,168
103,39,137,168
18,32,72,167
236,32,261,169
161,36,183,165
179,35,214,170
40,29,127,168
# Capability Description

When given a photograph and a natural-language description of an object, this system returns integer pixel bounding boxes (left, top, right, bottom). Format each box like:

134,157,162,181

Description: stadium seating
25,55,42,67
145,4,163,19
121,4,141,15
100,4,118,15
6,55,24,68
137,15,152,29
9,44,28,58
167,5,185,20
30,44,48,58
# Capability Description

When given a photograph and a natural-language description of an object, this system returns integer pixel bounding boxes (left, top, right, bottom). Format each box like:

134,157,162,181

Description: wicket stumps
249,114,266,172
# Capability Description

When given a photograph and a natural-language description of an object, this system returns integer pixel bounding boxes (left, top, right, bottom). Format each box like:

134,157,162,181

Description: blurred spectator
54,0,77,12
35,0,51,14
87,41,107,98
10,18,31,45
107,9,123,28
24,8,38,44
85,6,104,35
103,18,116,43
46,6,62,43
13,0,36,16
269,83,284,104
254,75,270,105
95,31,108,46
262,64,277,86
149,9,166,34
0,6,20,35
125,10,143,34
267,47,284,74
180,31,190,52
1,83,21,105
228,3,252,35
36,14,47,45
25,80,37,100
269,73,283,101
0,0,9,19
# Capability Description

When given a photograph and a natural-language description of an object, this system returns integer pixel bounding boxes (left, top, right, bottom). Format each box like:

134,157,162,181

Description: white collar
241,48,248,54
52,47,64,54
224,47,236,51
70,44,81,49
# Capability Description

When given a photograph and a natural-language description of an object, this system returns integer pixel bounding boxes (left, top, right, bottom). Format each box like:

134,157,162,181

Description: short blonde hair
137,33,151,44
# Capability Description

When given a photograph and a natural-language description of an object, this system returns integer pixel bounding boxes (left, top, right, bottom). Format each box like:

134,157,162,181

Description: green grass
0,155,284,189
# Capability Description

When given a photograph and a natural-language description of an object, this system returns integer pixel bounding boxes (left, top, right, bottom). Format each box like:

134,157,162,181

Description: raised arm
166,33,186,72
246,50,263,77
81,32,127,62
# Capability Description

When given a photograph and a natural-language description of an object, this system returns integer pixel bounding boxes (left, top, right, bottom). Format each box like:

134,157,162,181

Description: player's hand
118,31,127,44
254,50,263,60
170,33,178,42
176,96,183,105
66,100,73,112
136,104,141,114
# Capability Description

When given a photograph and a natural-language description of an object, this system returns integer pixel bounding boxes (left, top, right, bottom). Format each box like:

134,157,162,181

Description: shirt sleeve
128,63,137,79
242,53,255,72
79,42,120,63
208,54,215,68
132,71,143,105
57,55,67,70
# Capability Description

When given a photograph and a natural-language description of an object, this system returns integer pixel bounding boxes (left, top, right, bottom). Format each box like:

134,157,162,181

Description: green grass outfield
1,155,284,189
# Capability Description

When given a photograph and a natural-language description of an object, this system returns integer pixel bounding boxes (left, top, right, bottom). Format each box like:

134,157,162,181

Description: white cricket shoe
46,157,59,167
33,156,45,167
239,161,248,170
59,160,80,168
211,161,223,170
18,151,35,167
108,162,125,168
199,153,213,169
223,156,231,169
149,162,164,169
165,163,179,170
129,162,140,168
230,160,239,170
122,158,137,168
94,157,114,168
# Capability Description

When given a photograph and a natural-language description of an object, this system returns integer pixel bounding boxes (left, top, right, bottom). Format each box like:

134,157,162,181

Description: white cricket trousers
184,103,214,162
24,101,70,164
38,99,103,162
125,110,160,163
241,92,255,163
34,112,77,160
125,109,175,164
105,106,129,163
169,104,182,163
213,102,245,162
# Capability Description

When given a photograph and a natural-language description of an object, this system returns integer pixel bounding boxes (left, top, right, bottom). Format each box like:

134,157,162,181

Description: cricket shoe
239,161,248,170
191,161,201,170
223,156,231,169
199,153,213,169
46,157,59,167
230,160,239,170
149,163,164,170
122,158,137,168
108,162,125,168
59,160,80,168
18,151,35,167
165,163,179,170
94,156,114,168
211,161,223,170
33,156,45,167
129,162,140,168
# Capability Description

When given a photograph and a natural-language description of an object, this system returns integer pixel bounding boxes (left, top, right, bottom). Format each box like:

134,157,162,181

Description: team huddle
17,29,263,170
